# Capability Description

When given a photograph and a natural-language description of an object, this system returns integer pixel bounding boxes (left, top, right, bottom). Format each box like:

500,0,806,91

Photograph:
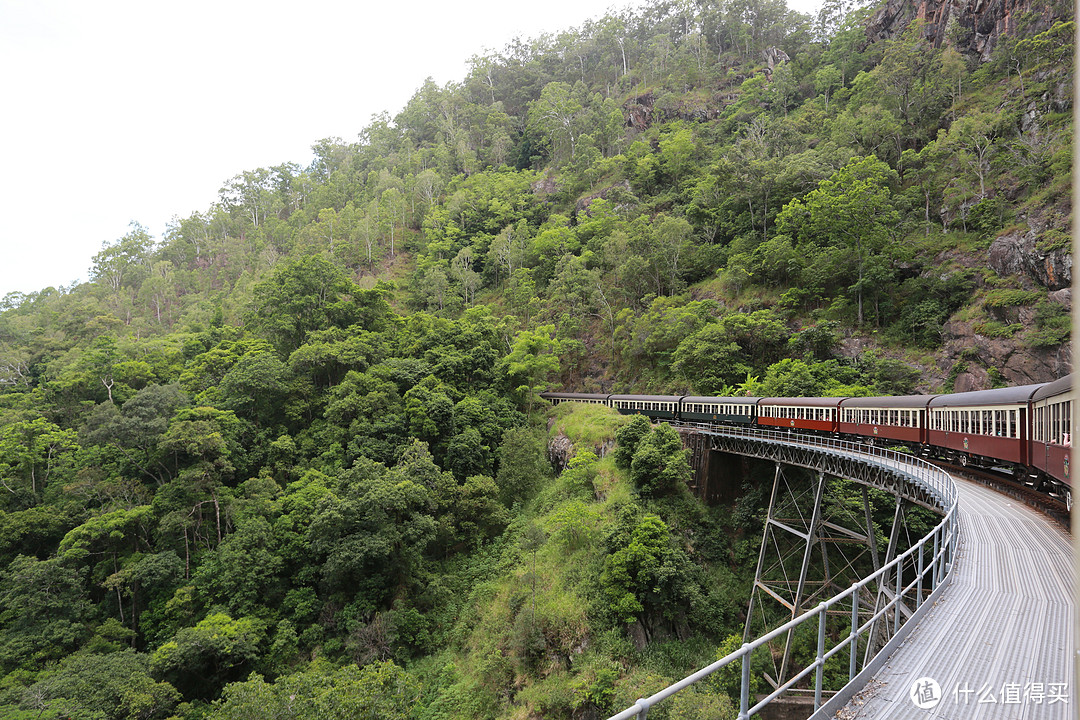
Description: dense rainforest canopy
0,0,1072,716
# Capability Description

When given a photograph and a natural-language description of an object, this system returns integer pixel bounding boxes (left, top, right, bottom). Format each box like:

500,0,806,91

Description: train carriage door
1019,405,1029,465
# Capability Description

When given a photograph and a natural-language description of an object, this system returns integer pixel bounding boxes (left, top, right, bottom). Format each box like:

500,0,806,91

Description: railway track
935,459,1071,529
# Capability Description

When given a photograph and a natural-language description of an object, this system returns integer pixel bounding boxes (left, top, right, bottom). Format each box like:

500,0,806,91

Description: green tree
150,613,267,700
500,325,560,412
613,414,652,470
209,660,418,720
249,256,385,356
0,555,91,670
0,417,79,507
777,156,901,324
629,424,690,498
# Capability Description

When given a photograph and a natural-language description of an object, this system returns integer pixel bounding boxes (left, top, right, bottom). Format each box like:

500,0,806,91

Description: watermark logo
910,677,942,709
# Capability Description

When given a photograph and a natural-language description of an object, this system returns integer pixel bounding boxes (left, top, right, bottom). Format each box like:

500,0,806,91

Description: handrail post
916,540,925,609
849,583,860,681
932,529,940,589
815,604,826,710
895,555,903,634
740,644,751,719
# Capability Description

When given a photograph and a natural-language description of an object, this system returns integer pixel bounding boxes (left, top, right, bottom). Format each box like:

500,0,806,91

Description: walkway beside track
833,476,1074,718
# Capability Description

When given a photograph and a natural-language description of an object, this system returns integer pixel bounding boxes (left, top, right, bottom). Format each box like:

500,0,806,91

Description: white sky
0,0,820,297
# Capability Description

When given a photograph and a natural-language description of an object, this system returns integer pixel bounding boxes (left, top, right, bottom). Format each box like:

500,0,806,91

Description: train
541,374,1073,507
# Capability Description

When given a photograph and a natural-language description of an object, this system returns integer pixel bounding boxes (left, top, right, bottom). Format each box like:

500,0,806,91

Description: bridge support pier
744,462,908,693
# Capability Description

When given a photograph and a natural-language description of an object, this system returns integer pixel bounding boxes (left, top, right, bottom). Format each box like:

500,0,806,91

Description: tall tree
778,156,901,325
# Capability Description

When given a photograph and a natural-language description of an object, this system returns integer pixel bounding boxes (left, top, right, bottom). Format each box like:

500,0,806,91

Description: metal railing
608,427,959,720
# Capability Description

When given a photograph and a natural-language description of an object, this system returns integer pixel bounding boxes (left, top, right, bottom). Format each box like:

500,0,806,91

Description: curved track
833,474,1074,718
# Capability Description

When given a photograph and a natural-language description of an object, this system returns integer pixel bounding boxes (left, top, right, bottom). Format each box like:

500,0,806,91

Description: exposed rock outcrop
548,433,575,475
623,90,734,132
942,317,1073,389
575,180,634,216
865,0,1066,61
988,227,1072,290
762,46,790,78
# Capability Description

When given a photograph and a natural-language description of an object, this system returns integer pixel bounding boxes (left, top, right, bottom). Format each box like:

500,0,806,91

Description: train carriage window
1065,401,1072,443
1009,410,1017,438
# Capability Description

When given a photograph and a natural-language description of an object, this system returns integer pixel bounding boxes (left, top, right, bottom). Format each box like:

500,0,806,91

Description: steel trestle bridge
607,424,1074,720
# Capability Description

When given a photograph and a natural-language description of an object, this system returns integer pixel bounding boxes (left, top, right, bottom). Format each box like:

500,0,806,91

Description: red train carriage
1030,374,1072,498
927,384,1045,468
757,397,842,433
838,395,937,447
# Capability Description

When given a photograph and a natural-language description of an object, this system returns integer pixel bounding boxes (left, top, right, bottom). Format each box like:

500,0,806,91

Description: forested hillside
0,0,1072,716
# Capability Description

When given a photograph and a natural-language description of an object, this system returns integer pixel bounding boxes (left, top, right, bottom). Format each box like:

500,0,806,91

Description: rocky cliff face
865,0,1067,60
988,228,1072,291
943,314,1073,390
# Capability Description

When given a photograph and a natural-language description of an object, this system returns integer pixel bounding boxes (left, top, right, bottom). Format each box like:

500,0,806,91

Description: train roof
759,397,844,407
928,383,1045,408
681,396,761,405
1032,374,1072,403
839,395,938,409
609,394,682,402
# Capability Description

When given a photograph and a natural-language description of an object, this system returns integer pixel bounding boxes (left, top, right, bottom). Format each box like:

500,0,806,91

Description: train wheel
958,454,968,467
